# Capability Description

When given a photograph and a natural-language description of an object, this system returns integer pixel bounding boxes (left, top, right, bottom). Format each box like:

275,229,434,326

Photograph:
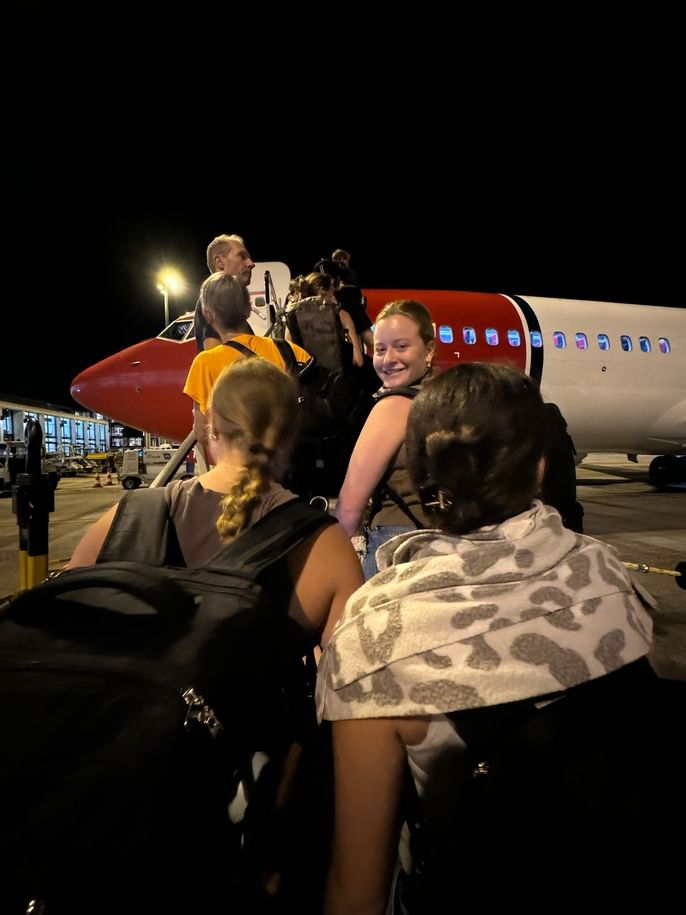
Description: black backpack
225,339,373,501
0,491,335,915
284,296,349,376
396,658,686,915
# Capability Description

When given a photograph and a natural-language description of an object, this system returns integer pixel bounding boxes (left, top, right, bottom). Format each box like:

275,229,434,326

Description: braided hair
208,358,300,541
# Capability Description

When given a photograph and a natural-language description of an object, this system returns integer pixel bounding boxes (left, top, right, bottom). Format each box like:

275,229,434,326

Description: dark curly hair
406,362,548,534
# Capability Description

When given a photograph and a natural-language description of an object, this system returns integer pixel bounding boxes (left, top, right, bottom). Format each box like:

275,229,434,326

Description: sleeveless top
162,477,297,566
370,376,432,528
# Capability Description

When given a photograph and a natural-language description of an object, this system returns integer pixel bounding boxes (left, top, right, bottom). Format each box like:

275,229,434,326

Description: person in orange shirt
184,273,311,458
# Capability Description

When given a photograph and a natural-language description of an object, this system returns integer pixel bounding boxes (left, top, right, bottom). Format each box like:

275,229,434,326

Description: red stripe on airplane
363,289,528,375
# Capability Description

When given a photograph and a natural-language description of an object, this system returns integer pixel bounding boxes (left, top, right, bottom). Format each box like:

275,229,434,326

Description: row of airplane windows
436,326,672,354
168,317,672,356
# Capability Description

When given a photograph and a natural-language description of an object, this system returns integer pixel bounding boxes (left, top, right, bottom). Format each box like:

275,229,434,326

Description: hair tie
420,482,454,512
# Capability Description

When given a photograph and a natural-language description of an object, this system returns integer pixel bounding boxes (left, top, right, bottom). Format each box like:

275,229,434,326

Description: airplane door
247,262,291,337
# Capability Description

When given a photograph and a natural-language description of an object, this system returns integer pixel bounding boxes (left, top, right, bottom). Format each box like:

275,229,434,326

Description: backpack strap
372,384,422,403
369,385,424,529
224,339,257,359
97,488,182,566
207,498,335,576
99,491,333,576
225,337,314,382
273,337,298,374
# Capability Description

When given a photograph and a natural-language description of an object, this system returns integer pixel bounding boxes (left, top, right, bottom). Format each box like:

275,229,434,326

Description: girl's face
373,314,435,388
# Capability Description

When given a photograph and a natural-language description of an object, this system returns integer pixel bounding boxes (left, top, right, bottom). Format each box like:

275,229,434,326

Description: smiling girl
334,299,436,578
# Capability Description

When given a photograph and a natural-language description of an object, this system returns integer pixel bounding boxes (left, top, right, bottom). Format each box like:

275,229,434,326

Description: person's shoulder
373,387,417,412
295,515,361,567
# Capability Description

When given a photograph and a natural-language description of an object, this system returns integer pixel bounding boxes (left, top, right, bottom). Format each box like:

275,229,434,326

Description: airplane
70,261,686,488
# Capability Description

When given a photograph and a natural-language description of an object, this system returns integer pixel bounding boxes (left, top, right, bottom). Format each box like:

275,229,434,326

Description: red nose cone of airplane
71,338,195,442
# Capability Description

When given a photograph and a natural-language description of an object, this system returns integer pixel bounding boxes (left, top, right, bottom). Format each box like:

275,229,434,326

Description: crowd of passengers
65,234,660,914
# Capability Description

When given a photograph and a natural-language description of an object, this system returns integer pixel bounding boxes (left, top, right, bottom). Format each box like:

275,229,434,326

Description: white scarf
317,502,654,721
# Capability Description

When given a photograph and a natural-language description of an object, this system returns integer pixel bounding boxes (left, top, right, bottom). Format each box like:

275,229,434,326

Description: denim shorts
362,525,416,580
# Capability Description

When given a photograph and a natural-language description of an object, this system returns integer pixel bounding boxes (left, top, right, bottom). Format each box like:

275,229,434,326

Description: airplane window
553,332,566,348
159,320,193,342
639,336,651,353
438,325,454,344
530,331,543,348
507,329,521,347
659,337,671,354
620,335,633,352
462,327,477,345
598,334,610,351
575,333,588,350
485,328,499,346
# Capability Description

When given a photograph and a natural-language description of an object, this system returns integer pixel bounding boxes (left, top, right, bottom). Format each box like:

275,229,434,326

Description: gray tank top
162,477,297,566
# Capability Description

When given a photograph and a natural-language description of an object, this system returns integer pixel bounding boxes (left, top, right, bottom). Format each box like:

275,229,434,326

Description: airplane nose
70,338,194,443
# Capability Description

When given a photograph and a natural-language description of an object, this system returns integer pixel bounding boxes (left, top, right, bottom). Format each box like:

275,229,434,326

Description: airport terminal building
0,394,145,455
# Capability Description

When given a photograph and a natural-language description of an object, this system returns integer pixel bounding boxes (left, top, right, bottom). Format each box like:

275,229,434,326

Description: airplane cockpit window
620,335,633,352
659,337,671,354
598,334,610,351
639,336,651,353
553,332,566,348
507,329,521,347
438,325,454,344
158,319,194,342
462,327,477,345
575,333,588,350
530,331,543,348
485,328,499,346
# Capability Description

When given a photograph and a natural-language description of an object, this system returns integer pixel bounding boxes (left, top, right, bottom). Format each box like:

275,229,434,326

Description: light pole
156,282,170,327
156,268,184,328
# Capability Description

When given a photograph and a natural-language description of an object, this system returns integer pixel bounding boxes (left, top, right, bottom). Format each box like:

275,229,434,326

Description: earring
207,426,218,441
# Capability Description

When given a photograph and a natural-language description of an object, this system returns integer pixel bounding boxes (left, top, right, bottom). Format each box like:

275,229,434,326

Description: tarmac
0,455,684,679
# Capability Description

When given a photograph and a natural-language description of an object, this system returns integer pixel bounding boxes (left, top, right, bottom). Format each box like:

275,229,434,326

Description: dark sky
5,7,684,408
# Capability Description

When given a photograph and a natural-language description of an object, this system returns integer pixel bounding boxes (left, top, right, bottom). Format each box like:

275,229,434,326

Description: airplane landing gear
649,455,686,490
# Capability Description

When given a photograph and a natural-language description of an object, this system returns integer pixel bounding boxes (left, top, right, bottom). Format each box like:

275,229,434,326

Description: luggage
0,491,334,915
396,658,686,914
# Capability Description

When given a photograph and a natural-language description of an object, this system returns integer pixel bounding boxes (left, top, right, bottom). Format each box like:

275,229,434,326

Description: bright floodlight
156,267,185,327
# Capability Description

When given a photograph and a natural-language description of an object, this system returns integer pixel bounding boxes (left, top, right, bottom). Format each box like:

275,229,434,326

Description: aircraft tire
649,455,686,490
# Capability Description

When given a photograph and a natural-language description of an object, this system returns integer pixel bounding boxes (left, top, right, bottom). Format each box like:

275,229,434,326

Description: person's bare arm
340,309,364,367
334,397,414,536
361,328,374,355
64,503,119,569
324,717,408,915
286,521,364,646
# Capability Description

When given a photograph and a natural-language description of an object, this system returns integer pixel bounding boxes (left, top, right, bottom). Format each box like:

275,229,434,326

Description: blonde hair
375,299,435,347
209,358,299,540
206,234,245,273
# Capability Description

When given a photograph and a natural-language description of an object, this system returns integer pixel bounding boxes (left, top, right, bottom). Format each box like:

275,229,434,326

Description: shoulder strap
207,498,335,576
373,384,420,403
224,339,257,359
273,337,298,374
368,384,424,529
225,336,305,380
378,482,425,529
97,488,183,567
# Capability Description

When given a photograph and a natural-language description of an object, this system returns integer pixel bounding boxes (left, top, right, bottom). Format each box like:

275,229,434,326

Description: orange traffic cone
93,473,102,488
105,472,114,485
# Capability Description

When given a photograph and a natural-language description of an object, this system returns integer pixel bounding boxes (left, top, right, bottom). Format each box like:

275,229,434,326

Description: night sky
5,6,684,409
